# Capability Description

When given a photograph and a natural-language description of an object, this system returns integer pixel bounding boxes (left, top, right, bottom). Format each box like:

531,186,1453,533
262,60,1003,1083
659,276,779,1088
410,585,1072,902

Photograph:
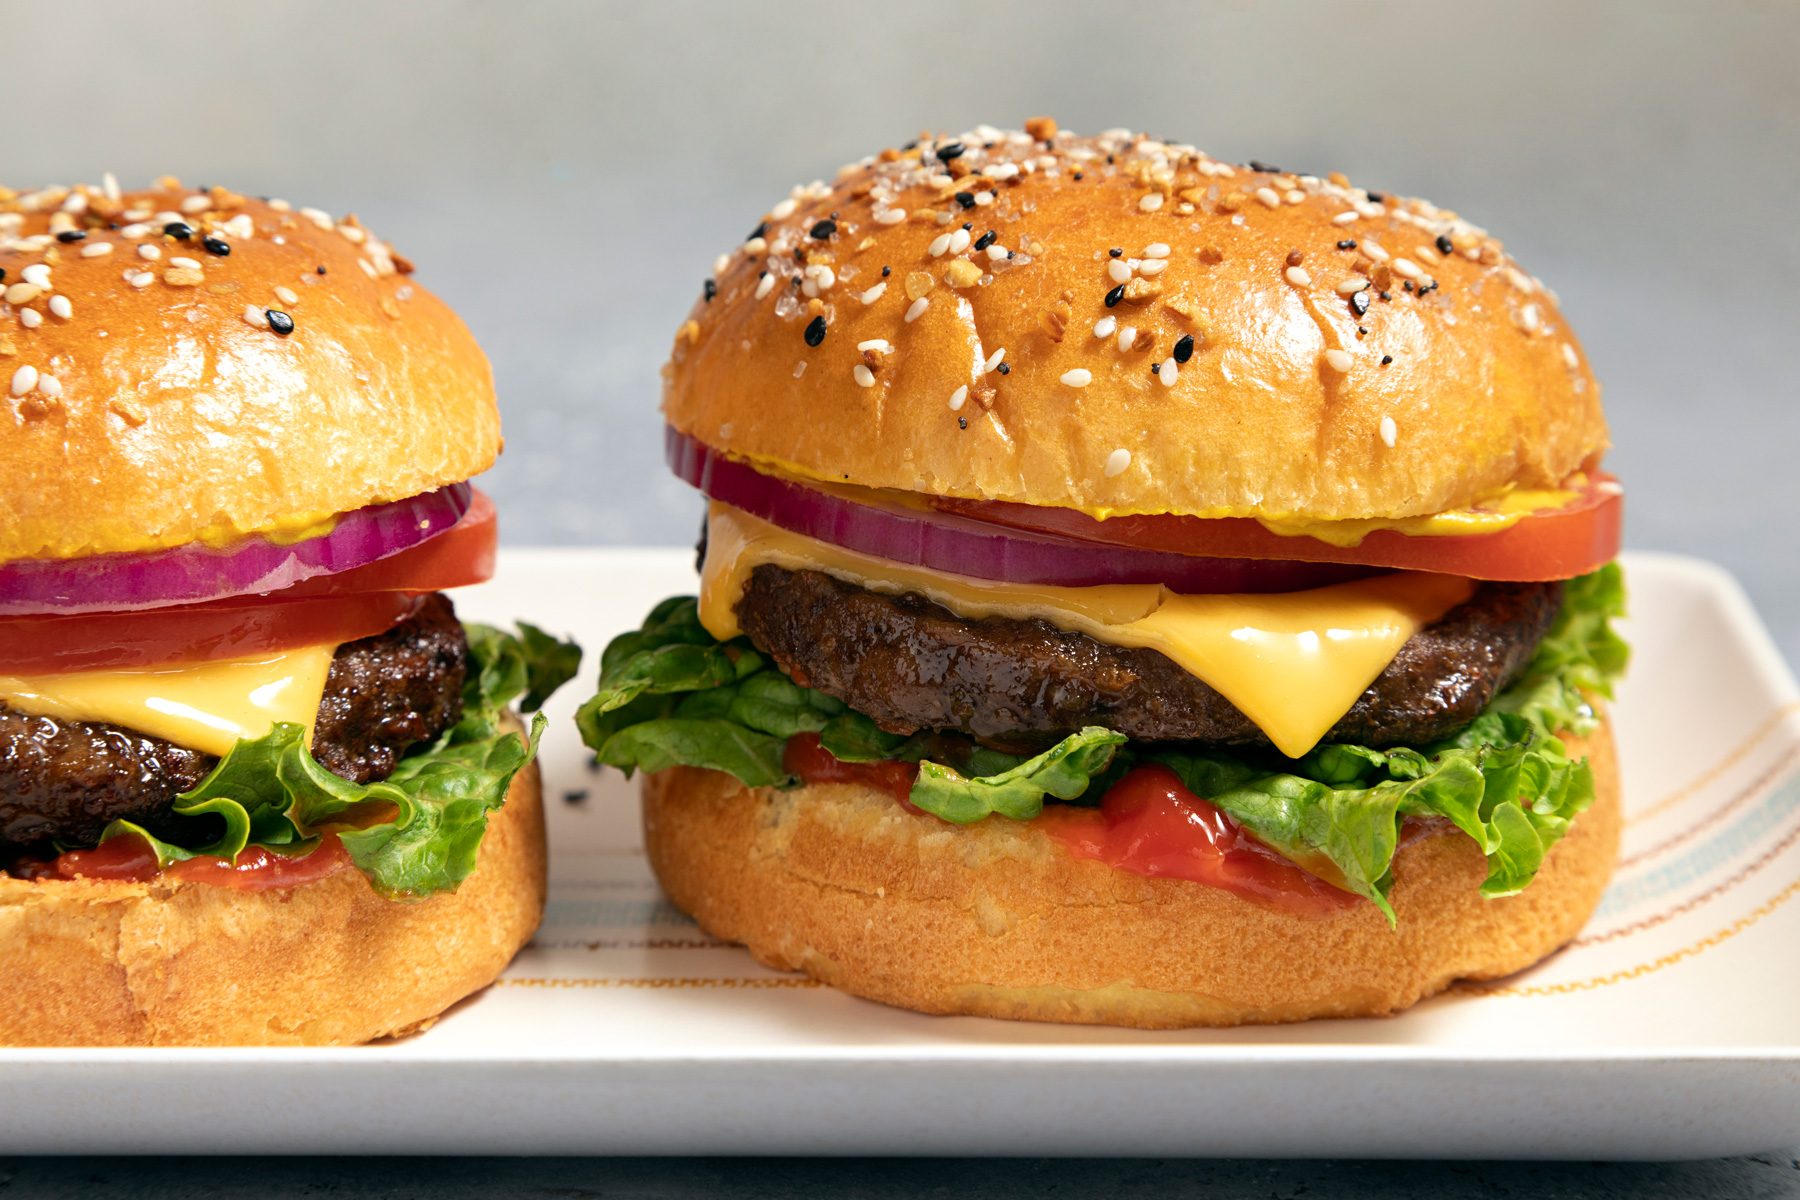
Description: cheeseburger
581,122,1627,1027
0,178,577,1045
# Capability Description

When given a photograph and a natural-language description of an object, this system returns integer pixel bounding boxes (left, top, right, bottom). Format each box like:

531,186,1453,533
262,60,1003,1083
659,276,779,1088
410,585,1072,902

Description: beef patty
735,566,1561,753
0,593,468,852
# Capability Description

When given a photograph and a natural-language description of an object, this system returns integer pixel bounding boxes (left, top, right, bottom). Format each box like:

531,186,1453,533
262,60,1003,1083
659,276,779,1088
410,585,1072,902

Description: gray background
7,0,1798,660
5,0,1799,1187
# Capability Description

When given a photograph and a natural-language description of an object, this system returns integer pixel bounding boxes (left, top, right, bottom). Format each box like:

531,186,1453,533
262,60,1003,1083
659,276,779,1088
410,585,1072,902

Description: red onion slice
0,484,473,615
667,430,1381,593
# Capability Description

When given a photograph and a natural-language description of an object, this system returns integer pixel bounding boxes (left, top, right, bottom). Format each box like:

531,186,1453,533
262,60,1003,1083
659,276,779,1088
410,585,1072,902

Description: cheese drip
699,502,1472,758
0,645,338,757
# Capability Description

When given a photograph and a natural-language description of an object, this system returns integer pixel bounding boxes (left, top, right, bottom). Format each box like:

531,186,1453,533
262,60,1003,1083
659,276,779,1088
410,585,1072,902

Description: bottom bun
0,722,546,1047
644,719,1620,1028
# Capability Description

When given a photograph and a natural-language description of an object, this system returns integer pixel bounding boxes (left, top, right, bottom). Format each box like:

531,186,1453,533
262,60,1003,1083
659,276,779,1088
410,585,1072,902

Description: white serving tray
3,548,1796,1159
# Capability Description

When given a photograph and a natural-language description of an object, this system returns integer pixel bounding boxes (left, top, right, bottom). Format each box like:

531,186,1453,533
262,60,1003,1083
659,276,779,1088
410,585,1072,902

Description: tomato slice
0,491,497,674
0,591,426,674
273,489,497,600
933,478,1623,582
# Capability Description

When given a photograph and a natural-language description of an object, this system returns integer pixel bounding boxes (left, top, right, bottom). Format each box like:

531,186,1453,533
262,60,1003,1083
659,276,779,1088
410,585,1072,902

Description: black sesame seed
1350,290,1371,318
1150,362,1161,374
1379,291,1392,302
0,269,7,284
202,235,231,257
562,789,590,806
961,222,973,231
1108,248,1122,257
266,309,295,336
1380,354,1393,365
937,142,965,161
809,219,836,240
1336,239,1357,250
1357,325,1369,335
1403,280,1415,293
881,265,891,277
1418,280,1439,296
703,279,717,302
954,191,976,209
1104,284,1125,308
1435,234,1455,256
1365,191,1385,203
1072,171,1084,181
1248,160,1282,173
748,221,768,241
55,230,87,243
163,221,194,240
958,416,968,429
1173,333,1195,364
996,362,1010,375
973,229,997,252
317,265,327,275
803,315,827,347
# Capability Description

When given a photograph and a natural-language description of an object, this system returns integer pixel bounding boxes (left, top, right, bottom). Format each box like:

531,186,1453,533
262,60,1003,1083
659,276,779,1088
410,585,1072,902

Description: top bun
0,179,499,563
664,121,1607,521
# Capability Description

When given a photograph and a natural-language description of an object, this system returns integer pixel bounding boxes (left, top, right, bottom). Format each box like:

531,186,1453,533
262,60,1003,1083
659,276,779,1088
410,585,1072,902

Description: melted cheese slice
0,645,337,757
700,502,1472,758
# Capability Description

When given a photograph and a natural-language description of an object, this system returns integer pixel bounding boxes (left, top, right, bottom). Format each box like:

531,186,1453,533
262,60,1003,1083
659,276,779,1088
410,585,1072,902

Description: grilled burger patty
736,566,1562,754
0,593,468,852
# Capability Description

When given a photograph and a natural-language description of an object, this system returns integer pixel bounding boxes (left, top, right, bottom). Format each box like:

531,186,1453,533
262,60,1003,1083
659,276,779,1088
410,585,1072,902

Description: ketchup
784,732,923,813
20,831,351,890
1038,764,1361,918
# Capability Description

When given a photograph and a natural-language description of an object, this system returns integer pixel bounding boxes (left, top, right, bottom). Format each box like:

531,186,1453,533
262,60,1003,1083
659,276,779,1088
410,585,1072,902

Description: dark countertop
4,1156,1800,1199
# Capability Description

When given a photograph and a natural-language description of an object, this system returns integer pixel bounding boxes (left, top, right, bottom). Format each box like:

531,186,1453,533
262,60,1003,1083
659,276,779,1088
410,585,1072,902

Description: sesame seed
1363,241,1390,263
19,309,41,329
1143,242,1170,258
10,366,37,396
754,272,776,300
127,271,155,288
984,347,1006,373
80,241,114,258
1256,187,1282,208
1137,258,1167,275
711,254,730,277
275,285,300,306
1092,315,1117,338
1158,358,1178,386
179,195,211,215
1107,259,1133,284
1116,327,1136,352
792,361,806,378
853,364,875,388
1379,416,1398,447
36,374,60,398
770,198,797,220
905,297,929,322
138,244,162,261
1284,266,1312,287
1061,368,1093,388
874,208,908,225
4,283,41,305
242,305,269,329
859,281,887,304
1324,348,1354,372
1138,193,1164,212
803,315,827,346
858,339,893,354
55,230,85,244
169,256,203,270
948,385,968,411
1391,257,1423,281
1173,333,1195,363
1518,303,1541,333
21,264,51,289
1561,342,1579,368
985,244,1008,262
810,218,837,240
1104,284,1125,308
973,229,997,252
947,228,971,255
928,232,953,258
1336,275,1370,295
1436,234,1455,255
267,311,297,335
1332,210,1359,226
47,295,71,320
1104,448,1132,476
163,221,194,240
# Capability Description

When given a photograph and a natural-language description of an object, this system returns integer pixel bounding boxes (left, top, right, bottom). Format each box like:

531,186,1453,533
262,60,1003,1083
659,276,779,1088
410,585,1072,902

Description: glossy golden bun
0,731,543,1047
665,123,1607,521
643,722,1618,1028
0,179,499,563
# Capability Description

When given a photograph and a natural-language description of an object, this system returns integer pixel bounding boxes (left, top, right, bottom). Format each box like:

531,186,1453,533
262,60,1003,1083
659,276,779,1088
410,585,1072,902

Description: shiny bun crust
665,123,1607,521
0,745,543,1046
643,722,1618,1028
0,180,499,563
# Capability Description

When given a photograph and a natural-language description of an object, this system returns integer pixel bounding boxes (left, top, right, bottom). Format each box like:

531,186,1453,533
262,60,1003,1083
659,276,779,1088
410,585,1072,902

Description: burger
0,178,578,1045
579,122,1628,1028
